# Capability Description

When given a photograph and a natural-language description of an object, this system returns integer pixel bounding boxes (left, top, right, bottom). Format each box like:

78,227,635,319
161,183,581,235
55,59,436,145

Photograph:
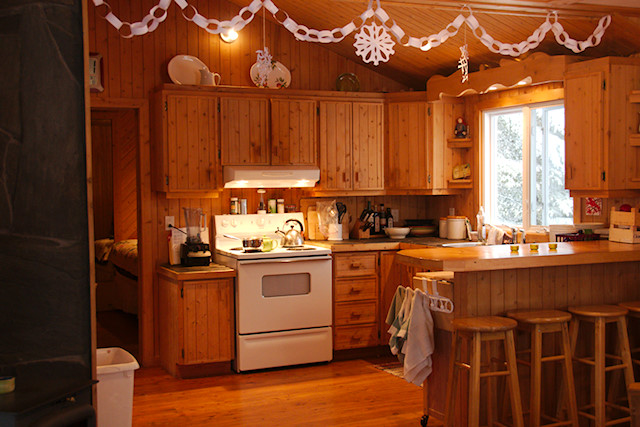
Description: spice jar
230,197,238,214
277,199,285,214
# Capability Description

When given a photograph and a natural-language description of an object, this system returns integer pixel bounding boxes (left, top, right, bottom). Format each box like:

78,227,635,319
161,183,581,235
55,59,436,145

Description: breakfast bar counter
395,240,640,424
396,240,640,271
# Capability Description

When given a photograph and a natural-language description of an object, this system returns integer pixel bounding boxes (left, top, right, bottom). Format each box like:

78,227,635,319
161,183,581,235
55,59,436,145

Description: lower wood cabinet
332,252,379,350
158,267,235,378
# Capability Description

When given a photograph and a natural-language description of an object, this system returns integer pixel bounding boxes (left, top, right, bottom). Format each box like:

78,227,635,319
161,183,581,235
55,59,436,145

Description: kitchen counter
396,240,640,272
396,240,640,422
309,236,460,252
157,263,236,281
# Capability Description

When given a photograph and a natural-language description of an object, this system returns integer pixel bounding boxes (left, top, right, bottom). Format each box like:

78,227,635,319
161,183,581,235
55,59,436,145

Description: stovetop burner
229,247,262,253
286,247,317,251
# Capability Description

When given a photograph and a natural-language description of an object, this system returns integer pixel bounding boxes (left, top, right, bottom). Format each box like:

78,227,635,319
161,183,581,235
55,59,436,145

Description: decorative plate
250,61,291,89
168,55,208,85
336,73,360,92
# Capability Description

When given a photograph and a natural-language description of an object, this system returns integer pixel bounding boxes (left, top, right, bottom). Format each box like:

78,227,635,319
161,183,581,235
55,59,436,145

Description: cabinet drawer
335,301,377,326
334,325,378,350
334,253,377,277
334,278,377,302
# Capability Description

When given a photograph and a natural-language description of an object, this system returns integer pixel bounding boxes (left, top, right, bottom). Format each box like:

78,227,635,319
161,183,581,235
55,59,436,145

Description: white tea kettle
276,219,305,247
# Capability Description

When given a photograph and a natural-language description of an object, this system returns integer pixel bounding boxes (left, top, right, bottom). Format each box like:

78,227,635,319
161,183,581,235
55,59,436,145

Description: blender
180,207,211,266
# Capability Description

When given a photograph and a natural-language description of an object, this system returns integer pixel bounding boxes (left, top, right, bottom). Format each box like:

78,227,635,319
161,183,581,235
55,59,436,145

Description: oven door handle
237,255,332,265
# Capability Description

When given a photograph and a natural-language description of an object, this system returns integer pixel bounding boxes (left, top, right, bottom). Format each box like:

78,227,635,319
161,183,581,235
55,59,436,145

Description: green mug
262,237,278,252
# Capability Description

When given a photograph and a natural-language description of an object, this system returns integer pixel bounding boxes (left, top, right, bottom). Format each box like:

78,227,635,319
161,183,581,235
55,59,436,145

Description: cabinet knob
350,262,361,269
350,312,362,320
349,287,361,294
350,335,362,342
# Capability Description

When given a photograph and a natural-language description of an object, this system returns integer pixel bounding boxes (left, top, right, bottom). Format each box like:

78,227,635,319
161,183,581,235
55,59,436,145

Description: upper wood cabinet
564,57,640,196
318,101,384,191
270,99,317,165
386,97,465,193
220,96,270,165
386,101,431,189
153,92,219,194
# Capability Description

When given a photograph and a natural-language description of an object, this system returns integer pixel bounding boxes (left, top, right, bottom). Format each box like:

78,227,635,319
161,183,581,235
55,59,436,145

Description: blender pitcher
183,207,205,243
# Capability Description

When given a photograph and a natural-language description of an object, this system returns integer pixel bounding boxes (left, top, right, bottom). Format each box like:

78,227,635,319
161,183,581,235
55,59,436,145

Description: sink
441,242,483,248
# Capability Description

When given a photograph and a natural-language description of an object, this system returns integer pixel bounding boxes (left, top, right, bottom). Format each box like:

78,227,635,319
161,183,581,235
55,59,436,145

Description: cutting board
307,206,325,240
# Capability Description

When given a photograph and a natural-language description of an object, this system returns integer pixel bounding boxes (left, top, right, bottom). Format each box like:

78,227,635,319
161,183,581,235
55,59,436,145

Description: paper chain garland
91,0,611,66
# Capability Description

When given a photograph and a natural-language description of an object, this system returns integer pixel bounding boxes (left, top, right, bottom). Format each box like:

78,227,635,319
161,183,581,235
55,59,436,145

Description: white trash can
97,347,139,427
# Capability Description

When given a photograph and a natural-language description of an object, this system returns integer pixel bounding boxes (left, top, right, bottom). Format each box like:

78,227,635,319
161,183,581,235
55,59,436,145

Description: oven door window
262,273,310,297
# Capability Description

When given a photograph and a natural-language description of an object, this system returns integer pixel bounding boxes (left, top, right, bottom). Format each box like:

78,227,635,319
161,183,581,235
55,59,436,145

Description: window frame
479,96,571,228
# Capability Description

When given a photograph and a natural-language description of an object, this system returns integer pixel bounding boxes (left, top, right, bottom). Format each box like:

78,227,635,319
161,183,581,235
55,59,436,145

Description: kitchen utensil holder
350,219,371,239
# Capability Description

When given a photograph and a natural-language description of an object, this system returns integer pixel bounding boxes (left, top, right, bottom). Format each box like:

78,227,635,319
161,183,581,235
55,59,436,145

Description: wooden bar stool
618,301,640,372
506,310,579,427
568,305,636,426
444,316,524,427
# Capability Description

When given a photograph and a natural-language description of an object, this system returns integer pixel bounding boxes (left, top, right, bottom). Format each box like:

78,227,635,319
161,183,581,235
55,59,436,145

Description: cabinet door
182,279,234,364
271,99,317,165
352,102,384,190
386,102,430,189
564,71,605,191
165,95,218,191
319,101,352,190
220,97,269,165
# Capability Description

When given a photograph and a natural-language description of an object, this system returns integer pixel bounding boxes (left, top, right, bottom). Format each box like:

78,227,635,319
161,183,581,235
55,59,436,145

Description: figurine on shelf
454,117,468,138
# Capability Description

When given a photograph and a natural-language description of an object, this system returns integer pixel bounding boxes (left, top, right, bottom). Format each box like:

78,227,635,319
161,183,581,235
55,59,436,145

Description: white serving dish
168,55,209,85
250,61,291,89
385,227,410,239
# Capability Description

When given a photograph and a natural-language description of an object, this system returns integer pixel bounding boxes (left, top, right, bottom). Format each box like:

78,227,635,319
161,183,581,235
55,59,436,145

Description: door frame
90,97,154,366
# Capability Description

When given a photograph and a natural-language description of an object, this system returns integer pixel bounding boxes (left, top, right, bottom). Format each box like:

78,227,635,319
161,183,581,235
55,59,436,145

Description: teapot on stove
276,219,305,247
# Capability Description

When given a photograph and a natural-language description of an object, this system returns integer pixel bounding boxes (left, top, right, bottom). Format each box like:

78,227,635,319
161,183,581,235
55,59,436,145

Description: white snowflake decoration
354,22,395,66
458,44,469,83
255,47,272,87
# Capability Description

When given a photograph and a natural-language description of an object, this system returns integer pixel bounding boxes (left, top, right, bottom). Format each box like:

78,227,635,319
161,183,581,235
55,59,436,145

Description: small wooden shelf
629,90,640,104
447,138,472,148
630,134,640,147
447,179,472,188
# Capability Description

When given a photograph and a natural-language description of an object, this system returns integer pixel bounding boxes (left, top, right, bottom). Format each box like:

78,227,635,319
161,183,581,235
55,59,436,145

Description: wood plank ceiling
228,0,640,89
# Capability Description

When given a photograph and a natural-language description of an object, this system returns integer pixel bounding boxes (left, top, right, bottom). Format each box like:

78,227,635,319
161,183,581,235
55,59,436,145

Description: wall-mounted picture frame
88,53,104,92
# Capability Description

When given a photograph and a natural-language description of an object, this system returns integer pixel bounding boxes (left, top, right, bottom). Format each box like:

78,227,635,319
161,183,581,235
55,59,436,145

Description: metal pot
242,237,263,249
276,219,305,247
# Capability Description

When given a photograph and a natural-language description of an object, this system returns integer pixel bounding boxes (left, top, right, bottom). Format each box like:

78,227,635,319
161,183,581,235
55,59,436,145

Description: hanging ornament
255,47,272,88
354,22,395,66
458,44,469,83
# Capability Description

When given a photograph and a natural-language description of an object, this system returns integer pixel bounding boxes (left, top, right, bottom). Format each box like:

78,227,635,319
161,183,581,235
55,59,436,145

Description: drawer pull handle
349,288,361,294
350,313,361,319
350,263,361,269
351,336,362,342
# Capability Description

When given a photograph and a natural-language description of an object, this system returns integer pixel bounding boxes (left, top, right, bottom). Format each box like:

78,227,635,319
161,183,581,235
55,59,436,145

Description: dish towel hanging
386,286,413,356
402,289,435,386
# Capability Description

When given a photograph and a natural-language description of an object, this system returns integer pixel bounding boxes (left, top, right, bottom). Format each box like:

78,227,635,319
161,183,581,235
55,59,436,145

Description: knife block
350,220,371,239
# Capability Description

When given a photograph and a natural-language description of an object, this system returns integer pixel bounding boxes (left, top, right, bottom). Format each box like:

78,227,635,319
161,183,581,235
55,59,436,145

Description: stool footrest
479,370,510,378
541,354,565,363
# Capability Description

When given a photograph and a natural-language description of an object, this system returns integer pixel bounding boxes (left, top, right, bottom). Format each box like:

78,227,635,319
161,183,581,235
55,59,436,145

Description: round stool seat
618,301,640,316
506,309,571,324
568,305,628,318
452,316,517,333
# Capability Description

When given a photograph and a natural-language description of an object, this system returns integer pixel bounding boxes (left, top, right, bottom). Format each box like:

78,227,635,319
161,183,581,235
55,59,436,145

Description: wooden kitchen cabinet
270,98,318,165
153,91,219,194
332,252,380,350
220,96,270,165
318,101,384,191
158,266,235,378
386,95,466,193
564,57,640,196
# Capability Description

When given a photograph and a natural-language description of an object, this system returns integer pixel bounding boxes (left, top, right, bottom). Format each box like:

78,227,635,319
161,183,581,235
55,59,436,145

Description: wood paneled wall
87,0,407,101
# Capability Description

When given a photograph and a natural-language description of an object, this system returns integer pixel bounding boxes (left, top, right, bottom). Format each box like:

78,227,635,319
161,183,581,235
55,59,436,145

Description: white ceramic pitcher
199,69,221,86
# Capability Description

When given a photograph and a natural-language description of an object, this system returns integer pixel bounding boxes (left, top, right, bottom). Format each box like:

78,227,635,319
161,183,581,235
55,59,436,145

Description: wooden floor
132,357,429,426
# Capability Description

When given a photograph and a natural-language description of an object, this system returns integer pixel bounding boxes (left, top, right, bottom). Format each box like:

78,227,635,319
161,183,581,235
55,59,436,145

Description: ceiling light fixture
220,29,238,43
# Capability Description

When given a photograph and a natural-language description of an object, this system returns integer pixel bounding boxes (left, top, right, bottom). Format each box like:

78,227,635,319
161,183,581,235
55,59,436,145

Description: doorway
91,108,139,359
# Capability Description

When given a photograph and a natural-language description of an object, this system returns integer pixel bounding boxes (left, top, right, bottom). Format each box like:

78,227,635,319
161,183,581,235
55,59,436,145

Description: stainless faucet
511,228,526,244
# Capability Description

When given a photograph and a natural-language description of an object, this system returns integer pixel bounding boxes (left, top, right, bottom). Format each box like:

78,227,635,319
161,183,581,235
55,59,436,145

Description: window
482,102,573,228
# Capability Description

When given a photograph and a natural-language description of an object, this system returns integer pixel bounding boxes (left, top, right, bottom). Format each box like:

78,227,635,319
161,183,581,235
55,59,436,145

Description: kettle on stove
276,219,305,247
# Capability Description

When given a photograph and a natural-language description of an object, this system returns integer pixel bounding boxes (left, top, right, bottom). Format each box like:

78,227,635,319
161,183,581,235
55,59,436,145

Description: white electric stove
214,213,333,372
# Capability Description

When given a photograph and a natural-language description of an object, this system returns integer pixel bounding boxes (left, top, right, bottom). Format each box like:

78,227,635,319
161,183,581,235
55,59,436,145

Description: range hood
223,165,320,189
